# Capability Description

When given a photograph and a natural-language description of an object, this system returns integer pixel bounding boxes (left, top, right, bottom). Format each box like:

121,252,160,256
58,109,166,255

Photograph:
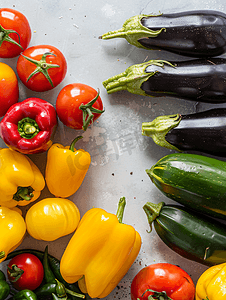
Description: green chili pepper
0,279,10,300
43,246,56,284
13,289,37,300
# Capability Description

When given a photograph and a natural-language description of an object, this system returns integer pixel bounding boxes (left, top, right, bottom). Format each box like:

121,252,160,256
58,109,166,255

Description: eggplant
142,108,226,156
102,58,226,103
101,10,226,58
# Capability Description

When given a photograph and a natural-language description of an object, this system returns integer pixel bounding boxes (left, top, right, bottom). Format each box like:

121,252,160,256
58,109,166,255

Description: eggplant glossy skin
166,109,226,156
141,58,226,103
139,10,226,57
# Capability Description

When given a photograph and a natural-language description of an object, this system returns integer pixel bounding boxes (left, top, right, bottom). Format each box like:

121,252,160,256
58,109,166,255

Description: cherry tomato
56,83,104,131
131,263,195,300
7,253,44,291
17,45,67,92
0,8,31,58
0,62,19,117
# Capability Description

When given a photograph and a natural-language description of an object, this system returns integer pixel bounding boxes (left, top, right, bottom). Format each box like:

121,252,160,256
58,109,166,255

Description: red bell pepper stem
18,117,39,139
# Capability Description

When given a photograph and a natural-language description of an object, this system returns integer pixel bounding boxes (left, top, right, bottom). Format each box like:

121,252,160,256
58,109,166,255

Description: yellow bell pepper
196,263,226,300
0,206,26,263
60,197,142,299
25,198,80,241
45,136,91,198
0,148,45,208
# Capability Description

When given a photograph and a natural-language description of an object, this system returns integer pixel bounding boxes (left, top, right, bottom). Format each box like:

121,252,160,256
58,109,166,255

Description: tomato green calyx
69,136,83,152
18,117,40,139
0,25,23,49
13,186,34,201
0,251,5,259
7,264,24,282
143,202,165,232
79,88,105,131
21,52,60,87
116,197,126,223
140,288,173,300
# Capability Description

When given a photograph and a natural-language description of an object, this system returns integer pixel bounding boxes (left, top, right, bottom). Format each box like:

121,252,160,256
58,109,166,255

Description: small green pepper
0,270,10,300
13,289,37,300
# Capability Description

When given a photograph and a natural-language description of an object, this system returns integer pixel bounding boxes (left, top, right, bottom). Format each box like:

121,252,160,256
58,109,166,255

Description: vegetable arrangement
2,4,226,300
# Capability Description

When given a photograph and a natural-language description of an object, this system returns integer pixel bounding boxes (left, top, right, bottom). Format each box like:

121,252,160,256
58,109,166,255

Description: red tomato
17,45,67,92
7,253,44,291
0,8,31,58
131,263,195,300
0,62,19,117
56,83,104,130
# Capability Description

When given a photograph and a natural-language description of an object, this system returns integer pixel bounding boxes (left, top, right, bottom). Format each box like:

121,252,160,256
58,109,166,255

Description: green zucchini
146,153,226,220
143,201,226,266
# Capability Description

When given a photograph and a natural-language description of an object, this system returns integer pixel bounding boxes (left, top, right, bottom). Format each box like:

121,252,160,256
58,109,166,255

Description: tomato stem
21,52,60,87
79,88,105,131
142,289,173,300
7,264,24,282
0,25,23,49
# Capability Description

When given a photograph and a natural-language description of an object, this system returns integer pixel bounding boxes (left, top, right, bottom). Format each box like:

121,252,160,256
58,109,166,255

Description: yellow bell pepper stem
60,197,142,299
69,136,83,151
196,263,226,300
45,136,91,198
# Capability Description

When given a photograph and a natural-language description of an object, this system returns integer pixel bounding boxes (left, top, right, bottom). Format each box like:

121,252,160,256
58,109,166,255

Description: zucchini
142,108,226,156
146,153,226,219
143,201,226,266
102,58,226,103
101,10,226,58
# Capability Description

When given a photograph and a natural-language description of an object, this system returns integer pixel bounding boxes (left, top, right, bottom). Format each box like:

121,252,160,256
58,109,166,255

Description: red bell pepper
0,98,58,154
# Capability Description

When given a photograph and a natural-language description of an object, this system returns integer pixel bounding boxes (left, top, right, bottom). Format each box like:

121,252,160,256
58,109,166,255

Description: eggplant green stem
100,14,165,49
79,88,105,131
69,136,83,152
22,52,60,87
116,197,126,223
142,114,181,151
0,24,23,49
143,202,165,232
102,60,175,96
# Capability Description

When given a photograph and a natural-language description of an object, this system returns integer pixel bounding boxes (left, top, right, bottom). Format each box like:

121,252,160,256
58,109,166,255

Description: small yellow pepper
45,136,91,198
0,148,45,208
0,206,26,263
25,198,80,241
60,197,142,298
196,263,226,300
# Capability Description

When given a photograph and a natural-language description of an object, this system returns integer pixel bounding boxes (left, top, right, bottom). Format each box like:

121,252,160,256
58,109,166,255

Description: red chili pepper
0,98,58,154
